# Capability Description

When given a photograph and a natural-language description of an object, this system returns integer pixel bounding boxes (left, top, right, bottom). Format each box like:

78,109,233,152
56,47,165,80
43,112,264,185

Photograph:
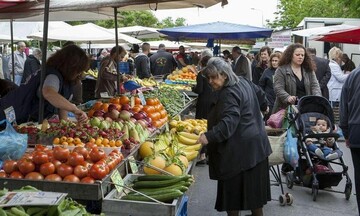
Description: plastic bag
283,128,299,169
0,120,27,161
267,109,286,128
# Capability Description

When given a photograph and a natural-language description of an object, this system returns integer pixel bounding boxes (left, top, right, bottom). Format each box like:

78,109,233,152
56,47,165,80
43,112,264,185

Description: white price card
4,106,16,123
100,92,110,98
111,169,124,193
138,92,147,105
128,156,138,174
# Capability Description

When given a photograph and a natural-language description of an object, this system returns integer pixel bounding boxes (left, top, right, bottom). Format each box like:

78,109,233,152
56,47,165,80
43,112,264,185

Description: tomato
34,144,49,152
46,150,54,161
89,163,109,180
45,174,62,182
39,162,56,176
72,146,89,160
18,159,35,175
67,152,85,167
9,171,24,179
56,164,73,178
89,148,106,163
52,159,62,169
53,146,70,162
25,172,44,180
73,165,88,179
63,174,80,183
81,176,95,184
0,171,8,178
85,142,97,150
81,161,93,170
3,160,18,174
32,151,49,165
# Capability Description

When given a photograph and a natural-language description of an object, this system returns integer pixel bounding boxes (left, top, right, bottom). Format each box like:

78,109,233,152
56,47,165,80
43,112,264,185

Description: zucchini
130,189,181,196
122,189,183,203
137,174,186,181
133,176,190,189
130,182,189,194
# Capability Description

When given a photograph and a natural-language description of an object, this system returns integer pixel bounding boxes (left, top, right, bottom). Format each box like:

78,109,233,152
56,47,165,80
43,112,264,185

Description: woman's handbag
0,120,27,161
267,109,286,128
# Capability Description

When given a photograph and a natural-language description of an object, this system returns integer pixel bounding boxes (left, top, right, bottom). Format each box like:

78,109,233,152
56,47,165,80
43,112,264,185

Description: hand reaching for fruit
197,133,209,145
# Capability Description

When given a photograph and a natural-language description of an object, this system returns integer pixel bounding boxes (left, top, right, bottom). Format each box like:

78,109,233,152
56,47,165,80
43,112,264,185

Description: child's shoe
326,152,338,160
314,148,324,158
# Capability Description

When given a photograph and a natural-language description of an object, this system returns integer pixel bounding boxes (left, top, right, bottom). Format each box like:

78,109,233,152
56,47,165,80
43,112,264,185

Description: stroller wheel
286,193,294,205
286,172,294,189
345,183,352,200
279,194,287,206
312,183,319,201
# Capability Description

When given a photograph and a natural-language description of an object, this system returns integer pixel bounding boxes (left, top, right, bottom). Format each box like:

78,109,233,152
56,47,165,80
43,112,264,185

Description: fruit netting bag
0,120,27,161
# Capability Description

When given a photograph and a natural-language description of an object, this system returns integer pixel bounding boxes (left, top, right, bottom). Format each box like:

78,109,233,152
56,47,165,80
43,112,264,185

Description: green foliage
269,0,359,29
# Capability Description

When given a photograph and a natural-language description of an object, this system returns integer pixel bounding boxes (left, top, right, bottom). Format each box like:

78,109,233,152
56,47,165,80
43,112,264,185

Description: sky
153,0,279,27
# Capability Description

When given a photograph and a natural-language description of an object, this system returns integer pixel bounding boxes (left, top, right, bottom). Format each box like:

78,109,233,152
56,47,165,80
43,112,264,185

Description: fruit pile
169,118,207,135
166,65,197,84
122,174,194,203
0,144,123,182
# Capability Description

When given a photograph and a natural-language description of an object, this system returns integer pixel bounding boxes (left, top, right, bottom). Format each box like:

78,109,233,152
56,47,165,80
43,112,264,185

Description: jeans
14,74,23,86
307,144,333,157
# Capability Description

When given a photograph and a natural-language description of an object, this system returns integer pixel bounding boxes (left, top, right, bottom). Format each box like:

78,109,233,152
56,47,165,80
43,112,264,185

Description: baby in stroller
305,117,343,160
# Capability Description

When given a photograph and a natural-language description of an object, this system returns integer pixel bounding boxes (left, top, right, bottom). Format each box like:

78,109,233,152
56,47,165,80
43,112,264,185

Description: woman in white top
327,47,349,102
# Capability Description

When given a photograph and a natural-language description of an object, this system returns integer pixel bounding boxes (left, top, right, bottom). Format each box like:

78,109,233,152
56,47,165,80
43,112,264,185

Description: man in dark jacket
231,46,252,80
149,44,177,77
307,48,331,99
135,43,151,79
21,48,42,85
340,66,360,216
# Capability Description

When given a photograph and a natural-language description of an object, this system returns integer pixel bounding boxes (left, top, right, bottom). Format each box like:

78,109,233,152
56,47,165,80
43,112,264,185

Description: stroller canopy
297,96,335,125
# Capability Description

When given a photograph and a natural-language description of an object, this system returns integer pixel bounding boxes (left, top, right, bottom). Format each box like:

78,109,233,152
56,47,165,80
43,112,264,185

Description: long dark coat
192,73,216,119
205,77,272,180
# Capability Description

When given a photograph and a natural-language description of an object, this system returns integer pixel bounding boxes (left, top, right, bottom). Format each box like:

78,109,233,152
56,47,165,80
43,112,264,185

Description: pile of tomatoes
0,144,123,183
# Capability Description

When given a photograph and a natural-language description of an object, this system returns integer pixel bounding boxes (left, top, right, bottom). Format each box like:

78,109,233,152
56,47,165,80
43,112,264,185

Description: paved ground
187,140,358,216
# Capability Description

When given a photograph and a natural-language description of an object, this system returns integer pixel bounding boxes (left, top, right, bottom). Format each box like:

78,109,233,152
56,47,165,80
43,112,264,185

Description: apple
93,110,104,117
109,109,120,120
119,110,132,121
133,113,144,120
121,104,131,111
108,104,118,112
90,117,102,127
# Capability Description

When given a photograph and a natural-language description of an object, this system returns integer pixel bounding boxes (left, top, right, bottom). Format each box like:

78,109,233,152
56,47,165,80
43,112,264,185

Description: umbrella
291,24,356,37
313,27,360,44
158,21,273,40
114,25,165,39
146,40,190,50
0,33,25,42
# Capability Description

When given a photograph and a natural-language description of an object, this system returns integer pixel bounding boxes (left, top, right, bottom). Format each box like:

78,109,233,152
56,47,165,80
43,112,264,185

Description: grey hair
203,57,239,87
200,49,213,58
33,48,42,56
17,41,26,47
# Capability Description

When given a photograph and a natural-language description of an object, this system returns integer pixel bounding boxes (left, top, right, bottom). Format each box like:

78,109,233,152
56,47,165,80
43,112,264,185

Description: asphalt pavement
187,140,358,216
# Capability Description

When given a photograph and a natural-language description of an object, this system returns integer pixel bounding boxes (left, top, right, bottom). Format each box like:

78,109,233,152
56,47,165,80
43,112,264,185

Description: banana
178,143,202,151
184,150,199,161
178,131,200,140
177,134,198,145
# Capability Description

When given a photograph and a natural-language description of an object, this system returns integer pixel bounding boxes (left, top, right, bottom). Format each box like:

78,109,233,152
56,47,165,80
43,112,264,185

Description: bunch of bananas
134,77,157,87
83,69,98,79
169,119,207,135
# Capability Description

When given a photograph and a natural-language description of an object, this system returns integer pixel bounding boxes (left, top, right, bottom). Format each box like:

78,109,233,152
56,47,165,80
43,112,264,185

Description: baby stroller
285,95,352,201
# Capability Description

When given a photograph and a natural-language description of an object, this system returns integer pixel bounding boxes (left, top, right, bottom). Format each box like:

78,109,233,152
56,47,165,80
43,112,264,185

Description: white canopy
147,40,190,50
112,25,165,39
291,24,357,37
0,34,24,43
0,21,71,41
28,23,142,44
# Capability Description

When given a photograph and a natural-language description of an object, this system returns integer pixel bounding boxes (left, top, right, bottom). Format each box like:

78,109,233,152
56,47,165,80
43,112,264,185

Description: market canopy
28,23,142,43
0,0,225,20
291,24,356,37
158,21,273,40
313,26,360,44
113,25,166,39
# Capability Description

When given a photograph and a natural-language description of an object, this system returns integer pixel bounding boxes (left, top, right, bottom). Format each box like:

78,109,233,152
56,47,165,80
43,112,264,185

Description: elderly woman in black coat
197,57,272,216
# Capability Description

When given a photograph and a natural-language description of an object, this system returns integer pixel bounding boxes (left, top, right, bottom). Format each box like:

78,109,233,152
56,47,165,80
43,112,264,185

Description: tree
269,0,356,29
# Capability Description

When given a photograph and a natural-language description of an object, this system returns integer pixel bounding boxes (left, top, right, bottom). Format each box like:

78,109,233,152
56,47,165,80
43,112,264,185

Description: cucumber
130,182,189,194
122,189,183,202
133,176,190,189
130,189,180,196
137,174,185,181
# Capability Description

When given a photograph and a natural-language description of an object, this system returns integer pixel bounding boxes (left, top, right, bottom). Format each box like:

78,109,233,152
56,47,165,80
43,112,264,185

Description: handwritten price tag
111,170,124,193
128,156,138,174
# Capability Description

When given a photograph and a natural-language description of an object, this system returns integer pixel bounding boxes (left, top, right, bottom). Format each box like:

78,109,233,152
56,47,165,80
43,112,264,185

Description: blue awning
158,21,273,40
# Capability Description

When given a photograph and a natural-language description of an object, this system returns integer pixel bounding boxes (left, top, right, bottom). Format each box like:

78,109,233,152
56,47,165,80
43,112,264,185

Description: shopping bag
268,130,286,166
0,120,27,161
267,109,286,128
283,128,299,169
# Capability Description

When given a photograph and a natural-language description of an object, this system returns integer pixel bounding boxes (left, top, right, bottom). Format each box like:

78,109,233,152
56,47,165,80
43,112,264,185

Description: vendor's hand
287,96,297,104
74,108,88,123
345,139,350,148
197,133,209,145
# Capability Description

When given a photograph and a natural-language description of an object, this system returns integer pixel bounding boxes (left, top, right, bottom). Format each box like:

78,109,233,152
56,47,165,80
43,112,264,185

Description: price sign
100,92,109,98
111,170,124,193
128,156,138,174
138,92,146,105
4,106,16,123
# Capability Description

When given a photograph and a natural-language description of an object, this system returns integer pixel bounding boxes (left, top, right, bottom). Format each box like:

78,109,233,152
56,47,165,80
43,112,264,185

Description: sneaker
315,148,324,158
326,152,338,160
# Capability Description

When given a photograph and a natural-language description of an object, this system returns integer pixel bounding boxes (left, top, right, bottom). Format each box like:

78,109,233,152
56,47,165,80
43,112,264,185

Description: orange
109,140,116,147
146,98,156,106
95,138,102,146
135,97,141,105
89,137,96,143
93,101,103,110
102,138,110,145
53,137,60,144
115,140,122,147
132,106,141,113
120,95,130,105
88,109,95,118
101,103,109,112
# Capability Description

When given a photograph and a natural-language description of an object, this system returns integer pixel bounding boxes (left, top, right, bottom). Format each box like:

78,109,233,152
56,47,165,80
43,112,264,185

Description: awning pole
114,7,120,95
10,19,15,83
38,0,50,123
